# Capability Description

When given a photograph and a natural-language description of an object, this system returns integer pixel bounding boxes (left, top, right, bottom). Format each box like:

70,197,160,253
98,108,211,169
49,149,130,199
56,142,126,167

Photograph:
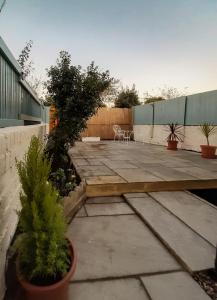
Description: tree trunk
215,247,217,273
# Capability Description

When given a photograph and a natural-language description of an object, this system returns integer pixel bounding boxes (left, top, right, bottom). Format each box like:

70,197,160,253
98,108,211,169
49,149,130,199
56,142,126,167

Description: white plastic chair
113,125,125,141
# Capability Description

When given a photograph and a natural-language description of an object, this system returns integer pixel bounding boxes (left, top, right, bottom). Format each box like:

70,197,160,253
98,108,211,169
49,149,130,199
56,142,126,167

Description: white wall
0,124,47,300
133,125,216,152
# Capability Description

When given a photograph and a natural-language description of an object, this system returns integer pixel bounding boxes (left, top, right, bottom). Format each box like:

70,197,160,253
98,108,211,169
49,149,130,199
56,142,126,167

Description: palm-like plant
199,123,217,146
166,123,184,142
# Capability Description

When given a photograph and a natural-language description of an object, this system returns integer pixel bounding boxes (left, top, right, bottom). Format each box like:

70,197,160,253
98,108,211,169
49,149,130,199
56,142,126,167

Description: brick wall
0,124,47,300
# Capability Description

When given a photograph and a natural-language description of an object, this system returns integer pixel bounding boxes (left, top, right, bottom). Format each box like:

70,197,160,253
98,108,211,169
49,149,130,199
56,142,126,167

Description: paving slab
77,165,115,177
67,215,180,281
114,168,163,183
103,160,138,169
72,158,89,166
75,206,87,217
141,272,210,300
175,166,217,179
127,196,216,271
87,196,124,204
69,278,149,300
147,166,197,181
85,203,134,216
150,191,217,246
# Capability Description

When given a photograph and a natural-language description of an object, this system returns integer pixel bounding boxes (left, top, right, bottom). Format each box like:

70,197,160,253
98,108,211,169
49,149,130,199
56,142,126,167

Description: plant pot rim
200,145,217,149
17,239,76,292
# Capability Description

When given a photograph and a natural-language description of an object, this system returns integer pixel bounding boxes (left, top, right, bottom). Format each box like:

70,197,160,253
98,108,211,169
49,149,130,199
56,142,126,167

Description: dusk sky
1,0,217,97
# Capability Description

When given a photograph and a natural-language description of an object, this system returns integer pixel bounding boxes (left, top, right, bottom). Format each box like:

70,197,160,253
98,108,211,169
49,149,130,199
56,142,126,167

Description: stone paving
68,192,216,299
69,141,217,196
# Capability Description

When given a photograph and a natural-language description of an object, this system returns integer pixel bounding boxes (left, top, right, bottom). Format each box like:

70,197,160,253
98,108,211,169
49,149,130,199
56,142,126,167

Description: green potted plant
15,136,76,300
165,123,184,150
200,123,217,159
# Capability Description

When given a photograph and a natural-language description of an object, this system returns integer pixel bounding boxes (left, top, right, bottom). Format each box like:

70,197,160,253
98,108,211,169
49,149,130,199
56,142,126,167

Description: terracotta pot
18,240,76,300
167,140,178,150
200,145,217,159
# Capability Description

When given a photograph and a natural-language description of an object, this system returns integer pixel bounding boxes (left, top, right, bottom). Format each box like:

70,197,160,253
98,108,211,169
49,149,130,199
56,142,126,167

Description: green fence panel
154,97,186,125
133,104,154,125
185,90,217,125
0,36,43,126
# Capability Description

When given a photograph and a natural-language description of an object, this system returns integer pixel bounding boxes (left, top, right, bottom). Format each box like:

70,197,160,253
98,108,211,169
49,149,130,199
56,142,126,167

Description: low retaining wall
133,125,216,152
0,124,47,300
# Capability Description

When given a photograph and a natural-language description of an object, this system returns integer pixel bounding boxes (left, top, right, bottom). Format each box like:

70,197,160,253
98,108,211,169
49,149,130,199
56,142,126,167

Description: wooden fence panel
81,107,132,140
49,107,132,140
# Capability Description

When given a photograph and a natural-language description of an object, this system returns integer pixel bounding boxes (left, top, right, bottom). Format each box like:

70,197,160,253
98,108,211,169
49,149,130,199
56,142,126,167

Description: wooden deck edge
86,179,217,197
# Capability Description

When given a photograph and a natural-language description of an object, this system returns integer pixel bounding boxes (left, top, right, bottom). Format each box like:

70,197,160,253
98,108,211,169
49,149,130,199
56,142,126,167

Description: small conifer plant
16,136,70,285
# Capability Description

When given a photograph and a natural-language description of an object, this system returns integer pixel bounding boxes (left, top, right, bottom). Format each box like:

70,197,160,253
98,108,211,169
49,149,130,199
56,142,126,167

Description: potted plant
200,123,217,159
15,136,76,300
165,123,184,150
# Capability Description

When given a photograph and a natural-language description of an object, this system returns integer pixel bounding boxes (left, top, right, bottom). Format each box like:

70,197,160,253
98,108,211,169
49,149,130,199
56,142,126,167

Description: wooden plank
86,179,217,197
81,107,132,140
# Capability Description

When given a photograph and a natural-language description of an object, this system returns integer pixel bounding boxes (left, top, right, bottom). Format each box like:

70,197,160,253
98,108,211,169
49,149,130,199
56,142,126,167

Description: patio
67,191,217,299
69,141,217,196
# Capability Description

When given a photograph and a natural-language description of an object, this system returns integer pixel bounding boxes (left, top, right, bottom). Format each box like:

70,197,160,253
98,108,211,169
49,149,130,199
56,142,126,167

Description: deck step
149,191,217,247
125,194,216,272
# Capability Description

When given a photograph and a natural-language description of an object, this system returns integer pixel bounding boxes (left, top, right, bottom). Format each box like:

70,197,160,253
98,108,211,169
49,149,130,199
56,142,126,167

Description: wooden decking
69,141,217,197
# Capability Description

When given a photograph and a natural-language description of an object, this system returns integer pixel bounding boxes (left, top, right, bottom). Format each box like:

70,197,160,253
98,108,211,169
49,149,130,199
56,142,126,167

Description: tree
18,40,34,79
144,86,188,103
45,51,112,171
101,79,121,107
145,96,165,104
115,85,140,108
18,41,45,99
160,86,188,100
0,0,6,14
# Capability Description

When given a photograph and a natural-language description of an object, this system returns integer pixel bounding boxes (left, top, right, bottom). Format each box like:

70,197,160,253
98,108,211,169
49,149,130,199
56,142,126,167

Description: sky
0,0,217,98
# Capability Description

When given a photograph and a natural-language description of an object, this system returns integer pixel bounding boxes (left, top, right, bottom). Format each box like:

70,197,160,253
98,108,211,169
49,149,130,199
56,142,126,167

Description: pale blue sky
1,0,217,96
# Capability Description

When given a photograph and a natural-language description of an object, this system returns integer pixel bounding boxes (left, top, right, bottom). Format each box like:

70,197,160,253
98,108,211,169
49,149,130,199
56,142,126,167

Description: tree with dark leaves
115,85,140,108
45,51,112,171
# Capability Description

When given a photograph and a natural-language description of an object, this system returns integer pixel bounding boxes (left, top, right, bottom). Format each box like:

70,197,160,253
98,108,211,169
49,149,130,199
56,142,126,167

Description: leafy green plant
45,51,112,172
199,123,217,146
165,123,184,142
115,85,140,108
15,136,69,285
50,168,76,197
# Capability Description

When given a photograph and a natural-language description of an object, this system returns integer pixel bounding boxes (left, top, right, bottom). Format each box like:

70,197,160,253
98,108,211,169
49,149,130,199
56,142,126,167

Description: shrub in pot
15,136,76,300
165,123,184,150
199,123,217,159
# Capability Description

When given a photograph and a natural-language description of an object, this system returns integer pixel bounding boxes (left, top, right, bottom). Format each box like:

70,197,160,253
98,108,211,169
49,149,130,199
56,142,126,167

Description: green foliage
50,168,76,197
15,136,69,284
145,96,165,104
165,123,184,142
199,123,217,146
18,40,34,79
45,51,112,170
115,85,140,108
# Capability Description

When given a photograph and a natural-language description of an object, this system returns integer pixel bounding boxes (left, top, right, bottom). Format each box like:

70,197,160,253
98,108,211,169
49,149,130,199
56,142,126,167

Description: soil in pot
167,140,178,150
200,145,217,159
194,269,217,300
18,241,76,300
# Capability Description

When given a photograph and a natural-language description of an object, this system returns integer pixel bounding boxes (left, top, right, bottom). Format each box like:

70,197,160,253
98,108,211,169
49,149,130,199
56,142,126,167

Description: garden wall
133,90,217,151
0,124,47,300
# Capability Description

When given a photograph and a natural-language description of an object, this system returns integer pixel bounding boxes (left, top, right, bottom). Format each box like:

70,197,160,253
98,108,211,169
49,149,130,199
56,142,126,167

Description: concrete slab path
150,191,217,247
68,193,215,299
125,194,215,272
